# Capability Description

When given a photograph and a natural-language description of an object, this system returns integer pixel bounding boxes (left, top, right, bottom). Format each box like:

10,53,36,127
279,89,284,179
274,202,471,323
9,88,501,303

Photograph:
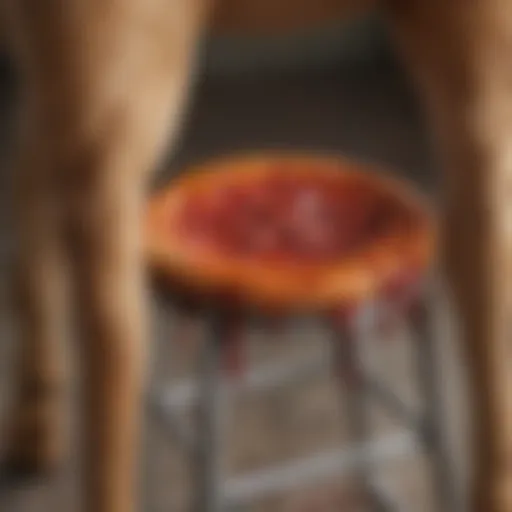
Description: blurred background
0,2,469,511
168,5,436,189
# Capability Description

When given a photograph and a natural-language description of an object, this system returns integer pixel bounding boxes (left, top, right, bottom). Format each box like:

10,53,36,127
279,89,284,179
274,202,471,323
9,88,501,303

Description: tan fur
1,1,511,511
2,1,207,511
384,3,512,509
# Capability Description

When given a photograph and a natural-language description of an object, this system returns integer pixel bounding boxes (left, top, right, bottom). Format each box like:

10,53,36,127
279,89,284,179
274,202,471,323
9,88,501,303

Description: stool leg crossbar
153,356,422,432
150,294,459,510
222,431,419,506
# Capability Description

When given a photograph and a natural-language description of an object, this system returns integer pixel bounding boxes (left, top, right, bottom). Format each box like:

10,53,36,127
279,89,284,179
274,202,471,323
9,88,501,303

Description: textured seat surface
145,154,436,313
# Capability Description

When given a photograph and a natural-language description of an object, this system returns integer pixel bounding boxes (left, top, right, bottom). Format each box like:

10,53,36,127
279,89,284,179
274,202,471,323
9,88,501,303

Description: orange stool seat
145,154,437,315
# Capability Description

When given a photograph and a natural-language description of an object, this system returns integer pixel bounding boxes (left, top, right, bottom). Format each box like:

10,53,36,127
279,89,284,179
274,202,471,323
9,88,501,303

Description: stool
145,154,459,511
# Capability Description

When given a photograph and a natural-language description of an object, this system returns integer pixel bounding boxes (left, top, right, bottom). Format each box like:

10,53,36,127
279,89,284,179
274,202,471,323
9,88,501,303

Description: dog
0,0,511,511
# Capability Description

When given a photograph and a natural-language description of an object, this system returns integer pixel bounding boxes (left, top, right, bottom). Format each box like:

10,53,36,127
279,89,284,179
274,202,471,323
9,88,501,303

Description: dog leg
385,2,512,510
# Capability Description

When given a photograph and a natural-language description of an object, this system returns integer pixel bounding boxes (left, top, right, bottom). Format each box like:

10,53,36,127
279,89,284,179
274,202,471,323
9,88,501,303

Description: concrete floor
0,51,470,511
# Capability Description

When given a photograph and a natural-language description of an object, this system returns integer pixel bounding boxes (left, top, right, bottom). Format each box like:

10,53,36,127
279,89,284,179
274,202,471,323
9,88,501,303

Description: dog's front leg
385,2,512,510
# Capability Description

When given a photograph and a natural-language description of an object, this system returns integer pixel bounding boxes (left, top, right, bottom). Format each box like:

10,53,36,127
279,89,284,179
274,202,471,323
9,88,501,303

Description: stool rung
159,351,331,411
222,431,419,506
155,365,421,430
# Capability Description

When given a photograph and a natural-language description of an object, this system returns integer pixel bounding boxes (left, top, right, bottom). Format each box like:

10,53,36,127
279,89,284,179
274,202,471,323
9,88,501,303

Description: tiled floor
0,50,470,511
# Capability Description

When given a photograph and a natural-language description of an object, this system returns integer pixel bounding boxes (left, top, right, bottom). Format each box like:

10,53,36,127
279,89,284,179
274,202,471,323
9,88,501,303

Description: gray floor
0,49,470,511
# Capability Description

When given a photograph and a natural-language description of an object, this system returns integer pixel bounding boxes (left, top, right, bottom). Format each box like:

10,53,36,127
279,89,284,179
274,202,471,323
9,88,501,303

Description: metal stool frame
149,279,460,512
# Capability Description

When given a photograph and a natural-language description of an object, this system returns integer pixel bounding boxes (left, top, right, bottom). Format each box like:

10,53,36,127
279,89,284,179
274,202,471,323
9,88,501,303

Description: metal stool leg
332,311,376,507
332,307,402,512
193,312,230,512
412,293,460,512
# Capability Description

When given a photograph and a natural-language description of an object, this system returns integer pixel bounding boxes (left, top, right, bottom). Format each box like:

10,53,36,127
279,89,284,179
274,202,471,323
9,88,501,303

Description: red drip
329,304,359,329
381,266,422,313
376,266,423,341
221,320,246,379
328,307,361,388
406,295,427,325
376,303,402,342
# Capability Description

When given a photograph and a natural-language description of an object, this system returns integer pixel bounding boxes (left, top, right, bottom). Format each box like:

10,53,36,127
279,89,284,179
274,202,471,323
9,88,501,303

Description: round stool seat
145,154,436,314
